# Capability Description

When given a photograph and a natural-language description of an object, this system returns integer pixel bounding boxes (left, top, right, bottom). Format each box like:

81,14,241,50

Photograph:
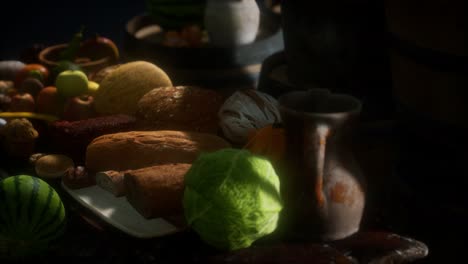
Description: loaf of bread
136,86,225,134
49,114,138,163
85,130,231,172
124,163,191,219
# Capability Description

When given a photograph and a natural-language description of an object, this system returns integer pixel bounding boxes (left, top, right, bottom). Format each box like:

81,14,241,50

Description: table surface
1,120,466,263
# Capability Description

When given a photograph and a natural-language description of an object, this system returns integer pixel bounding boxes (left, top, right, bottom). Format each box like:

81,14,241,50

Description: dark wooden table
4,120,465,263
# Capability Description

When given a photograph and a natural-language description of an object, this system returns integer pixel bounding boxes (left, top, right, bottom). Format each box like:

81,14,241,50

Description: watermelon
145,0,207,29
0,175,66,259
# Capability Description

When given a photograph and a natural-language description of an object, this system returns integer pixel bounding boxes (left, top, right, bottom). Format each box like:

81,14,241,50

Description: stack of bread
85,130,230,219
51,60,234,222
54,59,281,224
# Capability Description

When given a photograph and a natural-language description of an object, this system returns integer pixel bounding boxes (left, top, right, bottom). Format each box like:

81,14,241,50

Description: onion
0,60,25,81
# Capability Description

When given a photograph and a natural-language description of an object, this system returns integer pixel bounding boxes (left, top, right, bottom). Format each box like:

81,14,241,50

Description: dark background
0,1,146,59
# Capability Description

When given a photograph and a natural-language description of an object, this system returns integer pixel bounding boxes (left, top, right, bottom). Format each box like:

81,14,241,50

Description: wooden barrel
122,13,283,92
385,0,468,136
280,1,391,99
279,1,393,121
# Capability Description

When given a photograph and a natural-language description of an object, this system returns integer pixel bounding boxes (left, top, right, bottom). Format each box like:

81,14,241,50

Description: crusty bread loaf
125,163,191,219
136,86,225,134
85,130,230,172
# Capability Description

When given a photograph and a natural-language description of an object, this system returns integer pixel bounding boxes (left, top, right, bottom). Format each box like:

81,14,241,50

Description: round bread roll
35,154,75,179
136,86,224,134
218,89,281,144
94,61,172,115
29,153,48,166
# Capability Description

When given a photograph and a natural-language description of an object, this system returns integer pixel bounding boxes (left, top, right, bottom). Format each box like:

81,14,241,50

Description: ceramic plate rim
61,182,181,239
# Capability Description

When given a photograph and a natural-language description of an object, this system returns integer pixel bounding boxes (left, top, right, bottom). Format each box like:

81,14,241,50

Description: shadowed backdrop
0,1,145,59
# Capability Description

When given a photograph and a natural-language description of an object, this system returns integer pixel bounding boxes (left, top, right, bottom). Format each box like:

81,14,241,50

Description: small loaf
125,163,191,219
85,130,231,172
96,170,127,197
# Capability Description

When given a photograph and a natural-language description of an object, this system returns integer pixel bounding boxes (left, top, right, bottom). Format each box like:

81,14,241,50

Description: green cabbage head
183,148,283,251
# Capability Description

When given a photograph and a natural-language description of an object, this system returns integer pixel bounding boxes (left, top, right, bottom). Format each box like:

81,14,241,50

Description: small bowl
123,13,284,89
39,44,113,75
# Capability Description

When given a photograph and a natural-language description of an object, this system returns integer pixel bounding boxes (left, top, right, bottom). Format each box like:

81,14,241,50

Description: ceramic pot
204,0,260,46
278,89,366,242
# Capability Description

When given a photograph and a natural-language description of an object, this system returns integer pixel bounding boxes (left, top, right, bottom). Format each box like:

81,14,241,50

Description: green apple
51,60,83,81
55,70,89,97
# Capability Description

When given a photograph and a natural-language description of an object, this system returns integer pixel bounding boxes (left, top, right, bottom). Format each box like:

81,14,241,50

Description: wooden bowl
38,44,113,75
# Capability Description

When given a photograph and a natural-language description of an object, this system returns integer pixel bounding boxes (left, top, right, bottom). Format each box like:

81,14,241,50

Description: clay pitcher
278,89,365,242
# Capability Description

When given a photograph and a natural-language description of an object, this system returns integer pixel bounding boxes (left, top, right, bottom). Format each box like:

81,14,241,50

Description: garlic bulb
218,89,281,144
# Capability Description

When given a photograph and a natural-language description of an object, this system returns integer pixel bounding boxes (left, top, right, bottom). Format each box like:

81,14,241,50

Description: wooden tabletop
4,120,464,263
40,121,431,263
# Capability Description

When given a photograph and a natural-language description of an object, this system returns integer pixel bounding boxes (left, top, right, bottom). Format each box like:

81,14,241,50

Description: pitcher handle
307,123,330,209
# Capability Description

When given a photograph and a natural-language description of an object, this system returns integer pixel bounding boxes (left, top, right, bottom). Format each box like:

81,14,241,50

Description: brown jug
278,89,365,242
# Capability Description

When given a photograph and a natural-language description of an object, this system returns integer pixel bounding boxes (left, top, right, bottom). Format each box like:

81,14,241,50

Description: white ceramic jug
204,0,260,46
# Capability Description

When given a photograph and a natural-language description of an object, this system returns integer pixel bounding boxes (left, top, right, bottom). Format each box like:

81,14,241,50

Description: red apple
79,35,120,62
14,64,49,88
36,86,65,116
62,95,96,121
9,93,35,112
19,77,44,98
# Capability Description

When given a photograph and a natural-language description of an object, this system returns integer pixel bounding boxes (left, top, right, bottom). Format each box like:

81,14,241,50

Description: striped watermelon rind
145,0,206,29
0,175,66,259
148,4,205,16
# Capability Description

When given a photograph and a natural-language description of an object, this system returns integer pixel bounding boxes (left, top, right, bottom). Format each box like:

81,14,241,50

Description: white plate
61,182,181,238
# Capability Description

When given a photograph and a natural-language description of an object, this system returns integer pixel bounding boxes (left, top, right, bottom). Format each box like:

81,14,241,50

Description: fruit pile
0,32,119,121
0,62,100,124
0,32,122,160
161,25,206,48
0,27,285,260
0,34,122,259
